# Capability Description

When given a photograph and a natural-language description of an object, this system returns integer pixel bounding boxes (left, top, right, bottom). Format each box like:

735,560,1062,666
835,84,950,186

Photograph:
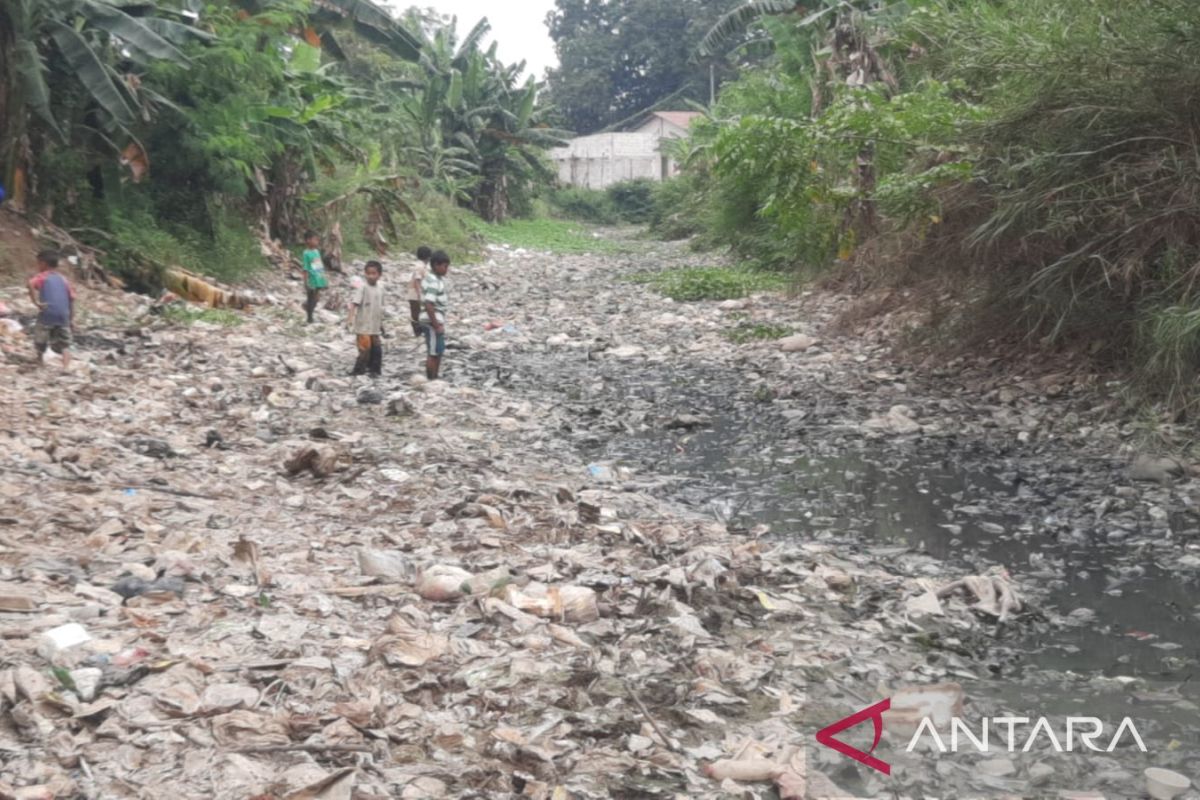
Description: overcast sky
391,1,560,81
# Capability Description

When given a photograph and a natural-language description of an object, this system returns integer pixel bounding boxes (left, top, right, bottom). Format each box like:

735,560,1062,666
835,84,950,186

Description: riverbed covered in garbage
459,238,1200,797
3,231,1200,799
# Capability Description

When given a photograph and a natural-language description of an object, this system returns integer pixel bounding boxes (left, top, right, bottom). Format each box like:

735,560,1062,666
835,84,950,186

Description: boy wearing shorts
27,250,75,369
420,251,450,380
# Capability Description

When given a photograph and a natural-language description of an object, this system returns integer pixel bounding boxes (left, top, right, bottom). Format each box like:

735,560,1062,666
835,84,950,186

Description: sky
392,1,561,80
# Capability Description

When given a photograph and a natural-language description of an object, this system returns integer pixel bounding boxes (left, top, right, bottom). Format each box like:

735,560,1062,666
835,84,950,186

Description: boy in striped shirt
420,251,450,380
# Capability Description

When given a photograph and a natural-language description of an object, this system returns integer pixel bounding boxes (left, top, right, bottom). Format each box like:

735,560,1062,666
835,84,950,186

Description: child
348,261,385,377
27,250,75,369
408,245,432,336
301,230,329,324
420,250,450,380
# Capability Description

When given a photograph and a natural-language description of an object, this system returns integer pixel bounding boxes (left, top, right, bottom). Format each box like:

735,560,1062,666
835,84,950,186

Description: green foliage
548,187,619,225
648,174,708,240
606,179,657,223
544,0,747,135
104,204,265,286
5,0,565,292
472,218,624,254
653,0,1200,405
629,266,787,301
724,322,792,343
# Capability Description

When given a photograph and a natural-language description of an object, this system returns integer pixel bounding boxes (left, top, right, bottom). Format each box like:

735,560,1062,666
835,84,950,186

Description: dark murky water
467,346,1200,783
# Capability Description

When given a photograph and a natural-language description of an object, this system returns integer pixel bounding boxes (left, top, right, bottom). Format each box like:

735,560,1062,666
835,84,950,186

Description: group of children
301,231,452,381
21,234,451,381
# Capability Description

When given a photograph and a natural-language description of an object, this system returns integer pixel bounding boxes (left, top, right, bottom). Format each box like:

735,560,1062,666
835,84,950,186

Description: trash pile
0,233,1196,799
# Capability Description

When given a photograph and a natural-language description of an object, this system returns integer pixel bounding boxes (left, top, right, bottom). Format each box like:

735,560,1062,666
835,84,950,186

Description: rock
978,758,1017,777
818,566,853,591
609,345,643,359
1129,455,1184,482
1029,763,1056,784
124,436,176,458
357,549,412,581
0,590,39,612
387,394,416,417
665,413,709,430
779,334,817,353
356,386,384,405
284,446,342,478
68,668,103,702
863,405,922,435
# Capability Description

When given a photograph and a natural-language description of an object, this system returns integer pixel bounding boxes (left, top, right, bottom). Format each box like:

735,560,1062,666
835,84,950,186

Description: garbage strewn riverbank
1,231,1197,799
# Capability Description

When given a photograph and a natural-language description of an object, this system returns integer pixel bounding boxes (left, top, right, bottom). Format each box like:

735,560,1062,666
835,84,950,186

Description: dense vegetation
642,0,1200,408
543,0,753,134
0,0,567,285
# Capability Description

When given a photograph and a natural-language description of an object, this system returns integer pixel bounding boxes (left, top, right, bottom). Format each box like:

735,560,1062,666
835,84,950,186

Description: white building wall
552,132,669,190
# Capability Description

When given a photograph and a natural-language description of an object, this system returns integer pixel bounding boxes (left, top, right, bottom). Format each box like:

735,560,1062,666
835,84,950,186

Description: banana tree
702,0,905,238
405,19,569,222
470,69,570,222
0,0,208,210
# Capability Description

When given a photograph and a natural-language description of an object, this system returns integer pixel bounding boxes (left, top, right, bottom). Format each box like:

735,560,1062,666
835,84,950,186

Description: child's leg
50,327,71,369
368,336,382,376
409,301,422,335
33,326,48,366
352,334,371,375
304,288,316,323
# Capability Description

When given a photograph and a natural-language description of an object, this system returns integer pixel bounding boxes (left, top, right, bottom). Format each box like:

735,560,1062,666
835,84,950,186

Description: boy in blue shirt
27,250,75,369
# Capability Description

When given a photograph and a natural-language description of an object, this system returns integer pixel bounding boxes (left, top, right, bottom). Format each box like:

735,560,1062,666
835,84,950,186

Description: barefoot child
27,250,75,369
420,251,450,380
348,261,385,377
302,230,329,324
408,246,432,336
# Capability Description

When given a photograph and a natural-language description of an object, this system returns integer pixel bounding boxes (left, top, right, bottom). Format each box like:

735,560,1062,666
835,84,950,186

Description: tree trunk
0,8,26,209
475,170,508,224
268,152,305,242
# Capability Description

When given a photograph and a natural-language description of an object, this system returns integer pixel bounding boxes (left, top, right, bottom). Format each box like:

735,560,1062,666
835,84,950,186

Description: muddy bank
0,231,1196,799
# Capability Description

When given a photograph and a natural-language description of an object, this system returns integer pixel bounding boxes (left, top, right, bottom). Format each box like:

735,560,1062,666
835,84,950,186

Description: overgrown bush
649,175,707,241
655,0,1200,406
548,187,619,224
606,179,657,223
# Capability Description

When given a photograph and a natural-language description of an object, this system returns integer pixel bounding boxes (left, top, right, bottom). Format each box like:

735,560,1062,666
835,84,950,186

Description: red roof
650,111,703,129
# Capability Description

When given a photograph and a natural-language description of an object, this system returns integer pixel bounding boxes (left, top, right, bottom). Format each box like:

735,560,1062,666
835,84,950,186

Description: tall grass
897,0,1200,403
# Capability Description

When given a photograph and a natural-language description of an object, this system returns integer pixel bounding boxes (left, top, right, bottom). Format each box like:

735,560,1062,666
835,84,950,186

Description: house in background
552,111,703,190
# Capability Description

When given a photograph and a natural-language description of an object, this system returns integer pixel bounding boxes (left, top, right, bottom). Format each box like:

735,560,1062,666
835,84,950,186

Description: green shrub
469,217,625,254
548,187,618,224
629,267,787,301
650,175,708,241
606,179,657,223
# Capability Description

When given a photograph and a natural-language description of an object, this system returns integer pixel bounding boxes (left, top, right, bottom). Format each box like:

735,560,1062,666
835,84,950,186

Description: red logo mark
815,698,892,775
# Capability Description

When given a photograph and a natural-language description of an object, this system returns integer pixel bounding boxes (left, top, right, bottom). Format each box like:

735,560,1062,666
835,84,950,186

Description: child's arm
424,300,442,333
27,278,42,310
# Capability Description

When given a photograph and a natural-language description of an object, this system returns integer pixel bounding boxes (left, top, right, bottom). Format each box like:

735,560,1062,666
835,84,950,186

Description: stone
356,386,384,405
978,758,1017,777
1129,455,1184,483
780,334,818,353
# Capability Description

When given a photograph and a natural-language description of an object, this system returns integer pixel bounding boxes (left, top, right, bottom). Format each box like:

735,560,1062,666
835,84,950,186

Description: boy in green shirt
302,230,329,324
